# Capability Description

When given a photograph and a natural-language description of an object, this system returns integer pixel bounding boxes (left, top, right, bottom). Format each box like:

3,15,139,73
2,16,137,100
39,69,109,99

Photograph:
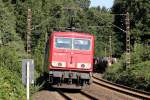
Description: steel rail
93,75,150,100
57,89,72,100
57,88,99,100
80,90,99,100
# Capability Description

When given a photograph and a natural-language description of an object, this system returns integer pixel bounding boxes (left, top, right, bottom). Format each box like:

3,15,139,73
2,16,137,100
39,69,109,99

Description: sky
90,0,114,8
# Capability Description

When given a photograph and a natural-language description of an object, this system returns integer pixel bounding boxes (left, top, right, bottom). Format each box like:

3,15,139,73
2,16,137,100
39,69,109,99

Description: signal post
26,8,32,100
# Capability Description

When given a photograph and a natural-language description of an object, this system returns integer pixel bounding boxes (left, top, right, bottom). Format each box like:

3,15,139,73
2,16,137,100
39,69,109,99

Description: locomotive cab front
45,32,94,89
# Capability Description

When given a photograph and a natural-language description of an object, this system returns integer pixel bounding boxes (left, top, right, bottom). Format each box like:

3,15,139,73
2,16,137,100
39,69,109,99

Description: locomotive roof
52,31,94,38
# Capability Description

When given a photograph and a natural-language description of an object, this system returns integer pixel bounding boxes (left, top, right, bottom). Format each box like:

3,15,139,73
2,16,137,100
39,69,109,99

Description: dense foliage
0,67,26,99
112,0,150,56
104,57,150,92
104,0,150,92
0,0,27,99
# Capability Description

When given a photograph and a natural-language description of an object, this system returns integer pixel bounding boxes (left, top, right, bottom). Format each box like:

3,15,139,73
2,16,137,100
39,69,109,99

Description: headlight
77,63,91,69
52,61,66,67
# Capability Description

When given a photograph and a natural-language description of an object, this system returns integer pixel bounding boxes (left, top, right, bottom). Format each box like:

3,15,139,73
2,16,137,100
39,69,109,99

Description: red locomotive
44,31,94,89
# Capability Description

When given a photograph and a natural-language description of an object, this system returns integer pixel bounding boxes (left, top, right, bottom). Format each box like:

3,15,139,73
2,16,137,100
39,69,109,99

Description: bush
0,67,26,100
104,61,150,92
0,37,27,99
130,61,150,91
104,43,150,92
0,41,26,73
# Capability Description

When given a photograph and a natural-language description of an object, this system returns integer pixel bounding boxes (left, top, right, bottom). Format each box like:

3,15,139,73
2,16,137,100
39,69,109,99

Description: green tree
0,0,26,98
112,0,150,56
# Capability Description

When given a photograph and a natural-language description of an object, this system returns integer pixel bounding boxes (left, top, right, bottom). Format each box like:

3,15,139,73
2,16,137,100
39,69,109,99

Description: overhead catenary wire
31,7,130,60
31,5,128,33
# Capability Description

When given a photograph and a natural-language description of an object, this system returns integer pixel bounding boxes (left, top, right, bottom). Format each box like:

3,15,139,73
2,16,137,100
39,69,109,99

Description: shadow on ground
35,74,81,93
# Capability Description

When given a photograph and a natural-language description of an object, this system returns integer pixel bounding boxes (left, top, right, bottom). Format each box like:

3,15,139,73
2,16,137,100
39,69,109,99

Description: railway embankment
103,60,150,93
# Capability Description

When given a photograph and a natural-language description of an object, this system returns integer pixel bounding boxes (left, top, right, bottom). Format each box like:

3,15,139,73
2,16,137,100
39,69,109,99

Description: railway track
92,74,150,100
57,88,98,100
32,88,99,100
33,74,149,100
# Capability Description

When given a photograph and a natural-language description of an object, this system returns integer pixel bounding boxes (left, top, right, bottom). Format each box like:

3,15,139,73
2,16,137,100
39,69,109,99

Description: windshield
55,37,91,50
73,39,91,50
55,37,72,49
